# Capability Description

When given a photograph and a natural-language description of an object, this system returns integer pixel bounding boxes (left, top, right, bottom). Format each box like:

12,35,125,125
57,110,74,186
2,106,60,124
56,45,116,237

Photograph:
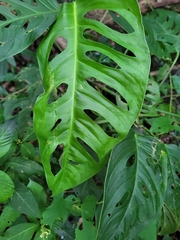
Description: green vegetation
0,0,180,239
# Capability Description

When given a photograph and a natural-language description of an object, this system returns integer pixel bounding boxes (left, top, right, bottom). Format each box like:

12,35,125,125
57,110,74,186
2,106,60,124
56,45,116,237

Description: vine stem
159,52,179,87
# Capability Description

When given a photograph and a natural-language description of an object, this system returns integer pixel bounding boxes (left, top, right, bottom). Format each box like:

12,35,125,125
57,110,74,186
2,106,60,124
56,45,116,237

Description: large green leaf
159,144,180,235
34,0,150,195
97,131,167,239
10,182,41,218
0,0,60,61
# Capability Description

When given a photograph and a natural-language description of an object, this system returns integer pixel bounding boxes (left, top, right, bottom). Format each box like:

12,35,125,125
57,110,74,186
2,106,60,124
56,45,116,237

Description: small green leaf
41,193,74,228
0,171,15,203
172,75,180,94
0,119,16,158
27,179,46,214
2,223,38,240
10,182,41,218
75,195,97,240
0,204,20,233
150,116,174,134
20,142,36,159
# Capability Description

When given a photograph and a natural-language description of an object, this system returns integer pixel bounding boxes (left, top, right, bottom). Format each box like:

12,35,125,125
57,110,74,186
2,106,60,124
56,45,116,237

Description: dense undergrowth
0,0,180,239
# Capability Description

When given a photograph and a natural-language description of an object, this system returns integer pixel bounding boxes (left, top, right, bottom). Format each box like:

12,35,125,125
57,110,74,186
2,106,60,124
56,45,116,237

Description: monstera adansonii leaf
34,0,150,195
97,131,167,239
0,0,59,61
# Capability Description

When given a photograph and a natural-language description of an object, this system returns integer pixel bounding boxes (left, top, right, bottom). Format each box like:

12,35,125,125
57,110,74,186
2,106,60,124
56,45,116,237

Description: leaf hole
48,36,67,62
86,50,120,69
77,137,100,163
12,107,22,116
84,9,134,34
116,191,129,207
109,11,135,34
69,160,79,165
56,83,68,96
84,109,119,138
107,213,111,217
50,144,64,175
50,119,62,131
86,78,129,111
126,154,136,167
138,182,149,199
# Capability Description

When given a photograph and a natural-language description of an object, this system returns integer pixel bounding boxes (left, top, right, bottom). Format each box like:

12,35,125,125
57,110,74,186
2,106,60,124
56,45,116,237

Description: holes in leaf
86,51,120,69
12,107,22,116
83,10,135,57
69,160,79,165
56,83,68,96
47,83,68,104
50,144,64,175
84,9,134,34
10,9,20,16
50,119,62,131
126,154,136,167
109,11,135,34
107,213,111,218
48,36,67,62
86,78,129,111
77,137,99,163
116,191,129,207
138,182,149,199
84,109,119,138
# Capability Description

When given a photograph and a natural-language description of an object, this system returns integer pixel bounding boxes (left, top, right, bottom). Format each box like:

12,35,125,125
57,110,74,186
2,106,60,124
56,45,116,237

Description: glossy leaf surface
0,170,15,203
0,0,59,61
159,144,180,235
0,119,16,159
34,0,150,195
97,132,167,239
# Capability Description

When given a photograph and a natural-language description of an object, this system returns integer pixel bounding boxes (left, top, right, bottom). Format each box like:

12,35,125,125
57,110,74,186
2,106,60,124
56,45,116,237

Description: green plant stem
140,109,180,118
169,74,173,113
159,52,179,87
145,0,154,11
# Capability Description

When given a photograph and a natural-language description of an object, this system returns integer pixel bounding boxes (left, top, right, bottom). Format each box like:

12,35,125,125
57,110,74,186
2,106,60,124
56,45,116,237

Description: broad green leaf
41,193,74,228
27,179,46,214
150,116,174,134
143,9,180,58
5,157,44,177
138,220,157,240
159,144,180,235
97,132,167,239
1,223,38,240
34,0,150,195
75,195,97,240
0,119,16,158
0,204,20,233
0,170,15,203
0,0,60,61
10,182,41,218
